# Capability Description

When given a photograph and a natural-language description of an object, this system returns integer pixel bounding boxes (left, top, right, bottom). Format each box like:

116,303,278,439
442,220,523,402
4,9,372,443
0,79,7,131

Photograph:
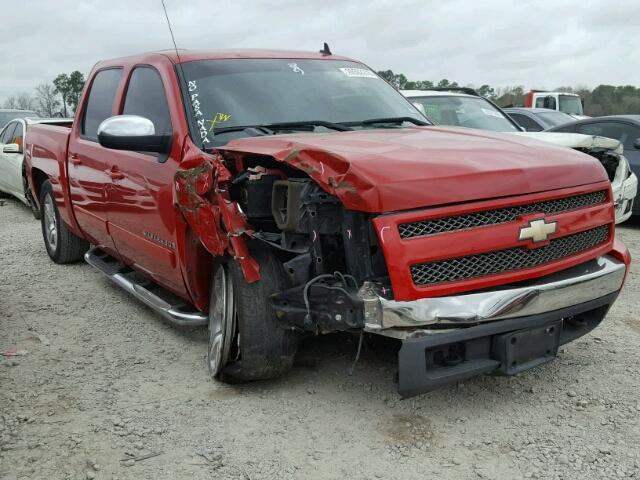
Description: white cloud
2,0,639,100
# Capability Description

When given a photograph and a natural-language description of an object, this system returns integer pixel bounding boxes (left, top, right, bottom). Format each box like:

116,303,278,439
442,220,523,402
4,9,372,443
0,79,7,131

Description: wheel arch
29,167,49,210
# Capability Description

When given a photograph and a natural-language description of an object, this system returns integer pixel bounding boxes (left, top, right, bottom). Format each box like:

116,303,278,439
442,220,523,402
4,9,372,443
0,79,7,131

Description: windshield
179,59,426,147
0,111,37,128
536,110,574,127
558,95,583,115
409,95,520,132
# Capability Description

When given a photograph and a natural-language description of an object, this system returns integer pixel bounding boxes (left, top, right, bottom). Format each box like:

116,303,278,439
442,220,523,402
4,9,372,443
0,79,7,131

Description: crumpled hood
219,126,608,212
511,132,623,154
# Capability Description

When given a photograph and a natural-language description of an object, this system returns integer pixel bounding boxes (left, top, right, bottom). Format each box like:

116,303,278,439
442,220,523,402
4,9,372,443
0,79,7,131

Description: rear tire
208,247,298,382
40,180,88,264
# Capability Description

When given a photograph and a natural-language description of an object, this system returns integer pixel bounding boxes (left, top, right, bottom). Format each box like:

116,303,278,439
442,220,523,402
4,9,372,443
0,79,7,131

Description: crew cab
25,50,631,397
403,89,638,224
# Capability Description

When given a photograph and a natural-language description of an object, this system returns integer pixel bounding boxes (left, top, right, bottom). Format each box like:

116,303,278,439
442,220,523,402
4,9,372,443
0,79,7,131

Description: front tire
208,248,298,382
40,180,88,263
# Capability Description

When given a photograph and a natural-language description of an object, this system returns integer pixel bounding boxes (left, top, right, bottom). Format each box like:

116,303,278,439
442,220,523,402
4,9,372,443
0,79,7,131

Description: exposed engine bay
175,143,390,335
233,157,390,334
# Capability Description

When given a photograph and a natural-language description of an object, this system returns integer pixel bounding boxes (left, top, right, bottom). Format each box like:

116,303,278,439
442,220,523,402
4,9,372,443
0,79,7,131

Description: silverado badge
518,219,557,243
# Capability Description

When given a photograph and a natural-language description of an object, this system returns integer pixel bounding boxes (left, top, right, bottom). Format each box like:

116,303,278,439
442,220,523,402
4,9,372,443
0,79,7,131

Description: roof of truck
99,49,356,66
528,91,580,97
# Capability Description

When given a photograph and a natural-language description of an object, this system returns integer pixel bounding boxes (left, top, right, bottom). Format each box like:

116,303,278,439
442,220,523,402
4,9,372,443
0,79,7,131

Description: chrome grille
399,191,607,239
411,226,609,286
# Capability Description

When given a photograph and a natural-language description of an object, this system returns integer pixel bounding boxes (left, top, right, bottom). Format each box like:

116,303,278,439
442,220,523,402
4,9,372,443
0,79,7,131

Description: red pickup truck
25,49,631,397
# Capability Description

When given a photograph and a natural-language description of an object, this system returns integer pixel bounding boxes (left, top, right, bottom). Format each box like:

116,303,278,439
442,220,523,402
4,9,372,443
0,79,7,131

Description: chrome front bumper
361,255,626,335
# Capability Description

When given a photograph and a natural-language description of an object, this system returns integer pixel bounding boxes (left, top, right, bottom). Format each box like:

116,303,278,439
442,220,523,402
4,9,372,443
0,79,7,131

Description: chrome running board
84,248,207,326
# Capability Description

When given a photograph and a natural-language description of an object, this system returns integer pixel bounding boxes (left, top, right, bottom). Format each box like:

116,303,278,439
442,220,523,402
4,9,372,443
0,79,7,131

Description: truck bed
25,123,75,230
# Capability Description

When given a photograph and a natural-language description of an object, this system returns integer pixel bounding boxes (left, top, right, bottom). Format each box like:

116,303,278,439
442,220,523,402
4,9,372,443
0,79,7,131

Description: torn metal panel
174,139,260,283
174,160,227,256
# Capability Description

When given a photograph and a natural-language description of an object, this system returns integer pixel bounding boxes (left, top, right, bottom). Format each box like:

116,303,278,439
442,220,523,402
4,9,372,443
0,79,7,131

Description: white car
0,117,72,211
402,89,638,224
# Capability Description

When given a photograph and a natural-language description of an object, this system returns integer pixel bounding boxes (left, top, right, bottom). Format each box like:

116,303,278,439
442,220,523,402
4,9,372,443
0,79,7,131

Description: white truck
524,90,587,119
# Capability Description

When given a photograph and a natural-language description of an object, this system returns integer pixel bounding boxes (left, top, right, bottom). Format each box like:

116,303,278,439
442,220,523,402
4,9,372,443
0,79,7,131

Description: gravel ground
1,197,639,480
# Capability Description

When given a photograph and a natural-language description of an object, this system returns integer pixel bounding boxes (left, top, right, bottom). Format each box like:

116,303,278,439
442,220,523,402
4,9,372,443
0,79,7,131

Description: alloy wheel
208,264,236,377
43,194,58,252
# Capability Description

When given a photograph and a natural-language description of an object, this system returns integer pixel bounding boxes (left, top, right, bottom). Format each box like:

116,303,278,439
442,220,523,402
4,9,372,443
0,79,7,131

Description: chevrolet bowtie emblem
518,219,557,243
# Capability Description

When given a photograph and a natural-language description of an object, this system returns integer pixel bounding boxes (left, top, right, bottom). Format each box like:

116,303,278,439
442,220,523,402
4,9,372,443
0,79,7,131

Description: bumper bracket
397,292,617,397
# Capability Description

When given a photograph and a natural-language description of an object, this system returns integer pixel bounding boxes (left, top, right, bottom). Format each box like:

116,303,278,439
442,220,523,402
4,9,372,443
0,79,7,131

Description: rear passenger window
123,67,172,135
82,68,123,140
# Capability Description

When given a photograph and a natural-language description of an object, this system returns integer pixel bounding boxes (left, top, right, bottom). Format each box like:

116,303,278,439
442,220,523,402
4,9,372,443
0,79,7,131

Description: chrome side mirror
97,115,170,153
634,138,640,150
2,143,21,154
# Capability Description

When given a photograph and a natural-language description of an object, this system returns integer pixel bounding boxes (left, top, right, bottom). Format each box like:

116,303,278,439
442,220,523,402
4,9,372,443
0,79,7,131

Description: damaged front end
243,172,391,334
173,135,630,398
174,140,260,283
173,138,392,334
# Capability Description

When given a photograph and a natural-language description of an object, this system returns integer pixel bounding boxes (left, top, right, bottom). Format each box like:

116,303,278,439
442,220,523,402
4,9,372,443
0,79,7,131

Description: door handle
69,154,82,166
109,166,125,181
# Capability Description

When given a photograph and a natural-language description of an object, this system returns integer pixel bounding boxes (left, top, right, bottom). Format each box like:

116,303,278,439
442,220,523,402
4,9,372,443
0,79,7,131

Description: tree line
3,71,85,118
377,70,640,116
5,68,639,118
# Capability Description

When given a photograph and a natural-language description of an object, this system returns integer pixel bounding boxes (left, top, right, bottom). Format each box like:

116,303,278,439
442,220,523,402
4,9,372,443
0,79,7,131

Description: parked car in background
548,116,640,218
503,107,574,131
24,49,631,397
0,117,72,213
403,88,521,132
0,109,39,128
403,89,638,223
522,90,587,119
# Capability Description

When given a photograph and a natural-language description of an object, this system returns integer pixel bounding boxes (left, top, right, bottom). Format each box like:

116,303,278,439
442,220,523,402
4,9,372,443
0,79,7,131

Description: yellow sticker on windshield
207,112,232,132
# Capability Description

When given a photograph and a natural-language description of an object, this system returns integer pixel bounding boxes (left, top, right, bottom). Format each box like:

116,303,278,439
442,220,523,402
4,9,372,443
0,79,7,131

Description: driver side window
123,66,172,136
